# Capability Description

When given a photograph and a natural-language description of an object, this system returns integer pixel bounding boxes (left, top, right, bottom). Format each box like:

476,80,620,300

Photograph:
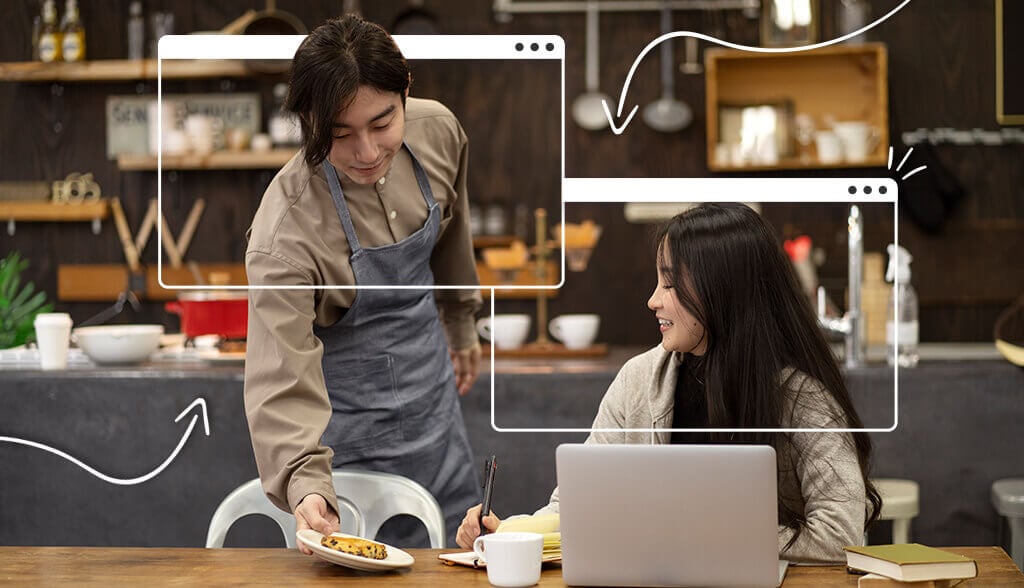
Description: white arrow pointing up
602,0,913,134
0,397,210,486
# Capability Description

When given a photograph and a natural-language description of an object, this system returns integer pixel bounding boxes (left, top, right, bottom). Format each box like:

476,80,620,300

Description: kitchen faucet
817,204,865,369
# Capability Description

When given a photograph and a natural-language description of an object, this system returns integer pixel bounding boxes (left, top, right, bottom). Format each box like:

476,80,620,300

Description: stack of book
844,544,979,587
438,513,561,568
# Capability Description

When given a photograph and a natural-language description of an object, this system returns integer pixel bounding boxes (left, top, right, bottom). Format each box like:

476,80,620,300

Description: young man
244,14,482,551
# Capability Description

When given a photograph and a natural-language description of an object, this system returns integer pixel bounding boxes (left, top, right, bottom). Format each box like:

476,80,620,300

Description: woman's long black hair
656,203,881,547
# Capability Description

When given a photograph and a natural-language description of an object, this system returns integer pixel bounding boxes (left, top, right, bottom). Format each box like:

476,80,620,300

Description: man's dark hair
285,14,410,167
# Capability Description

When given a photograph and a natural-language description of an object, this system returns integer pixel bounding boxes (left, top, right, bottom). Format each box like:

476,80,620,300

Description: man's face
327,85,405,185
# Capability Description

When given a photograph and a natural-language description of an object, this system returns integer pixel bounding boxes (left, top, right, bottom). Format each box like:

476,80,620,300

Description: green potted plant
0,252,54,349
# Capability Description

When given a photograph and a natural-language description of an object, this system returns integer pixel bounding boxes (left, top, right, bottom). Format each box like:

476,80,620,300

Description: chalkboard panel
998,0,1024,124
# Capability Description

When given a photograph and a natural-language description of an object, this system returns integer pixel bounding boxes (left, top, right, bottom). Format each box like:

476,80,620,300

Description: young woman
244,15,482,552
457,203,881,563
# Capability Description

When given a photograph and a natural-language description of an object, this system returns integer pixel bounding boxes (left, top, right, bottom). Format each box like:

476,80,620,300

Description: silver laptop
556,444,788,587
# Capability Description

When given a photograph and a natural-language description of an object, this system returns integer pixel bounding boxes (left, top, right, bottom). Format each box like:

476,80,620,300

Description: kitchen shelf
477,260,559,299
0,59,258,82
117,149,297,171
705,42,889,172
0,198,108,221
473,235,518,249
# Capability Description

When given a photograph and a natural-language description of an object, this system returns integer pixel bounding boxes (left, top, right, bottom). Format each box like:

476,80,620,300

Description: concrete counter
0,351,1020,549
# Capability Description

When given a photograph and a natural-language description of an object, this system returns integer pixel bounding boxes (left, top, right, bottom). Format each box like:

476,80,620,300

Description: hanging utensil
77,290,142,328
643,3,692,133
392,0,439,34
571,1,612,131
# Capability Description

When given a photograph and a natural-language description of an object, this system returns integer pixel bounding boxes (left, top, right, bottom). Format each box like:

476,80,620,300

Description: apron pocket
321,355,402,452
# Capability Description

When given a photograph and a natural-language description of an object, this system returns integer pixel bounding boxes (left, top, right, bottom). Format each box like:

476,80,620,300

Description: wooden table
0,547,1020,586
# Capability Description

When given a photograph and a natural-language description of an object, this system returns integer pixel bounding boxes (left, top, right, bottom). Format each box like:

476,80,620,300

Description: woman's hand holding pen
294,493,340,555
456,503,501,549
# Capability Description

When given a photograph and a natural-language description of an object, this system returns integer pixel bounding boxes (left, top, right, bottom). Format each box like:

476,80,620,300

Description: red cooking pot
165,291,248,339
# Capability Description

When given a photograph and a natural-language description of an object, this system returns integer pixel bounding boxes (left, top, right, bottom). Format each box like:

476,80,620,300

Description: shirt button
378,177,386,185
389,210,397,219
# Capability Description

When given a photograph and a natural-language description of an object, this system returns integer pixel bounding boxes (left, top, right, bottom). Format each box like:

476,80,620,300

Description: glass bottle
885,244,919,368
127,1,145,60
38,0,62,63
60,0,86,62
838,0,871,43
268,83,301,146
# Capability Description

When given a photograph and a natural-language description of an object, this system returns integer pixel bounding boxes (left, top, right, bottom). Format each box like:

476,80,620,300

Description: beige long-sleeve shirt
243,97,482,515
534,345,868,565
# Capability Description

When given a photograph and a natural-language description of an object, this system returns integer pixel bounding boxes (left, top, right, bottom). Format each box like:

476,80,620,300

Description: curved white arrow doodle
603,0,914,134
0,397,210,486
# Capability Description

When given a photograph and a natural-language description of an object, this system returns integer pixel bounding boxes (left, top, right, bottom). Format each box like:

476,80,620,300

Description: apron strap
403,142,437,209
321,160,363,254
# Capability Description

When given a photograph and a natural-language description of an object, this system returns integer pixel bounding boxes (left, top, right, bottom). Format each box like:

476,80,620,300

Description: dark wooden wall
1,0,1020,345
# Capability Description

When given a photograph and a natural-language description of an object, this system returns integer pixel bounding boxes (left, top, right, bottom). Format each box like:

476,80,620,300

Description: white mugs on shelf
549,313,600,350
476,314,531,350
833,121,880,163
814,130,843,164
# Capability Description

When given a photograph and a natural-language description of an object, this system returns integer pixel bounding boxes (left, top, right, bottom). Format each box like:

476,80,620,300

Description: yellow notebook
844,544,977,582
438,514,561,568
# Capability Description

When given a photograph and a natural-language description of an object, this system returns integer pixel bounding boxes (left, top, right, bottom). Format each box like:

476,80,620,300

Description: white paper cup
476,315,531,350
34,313,73,370
473,532,543,587
549,314,600,350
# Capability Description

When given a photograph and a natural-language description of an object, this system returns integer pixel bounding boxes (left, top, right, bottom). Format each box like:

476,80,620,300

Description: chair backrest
331,469,446,549
205,478,297,548
206,470,445,549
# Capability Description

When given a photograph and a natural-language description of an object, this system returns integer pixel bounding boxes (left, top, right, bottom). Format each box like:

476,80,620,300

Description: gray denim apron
315,146,480,548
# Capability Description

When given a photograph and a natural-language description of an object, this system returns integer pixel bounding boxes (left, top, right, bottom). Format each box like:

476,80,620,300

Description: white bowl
73,324,165,365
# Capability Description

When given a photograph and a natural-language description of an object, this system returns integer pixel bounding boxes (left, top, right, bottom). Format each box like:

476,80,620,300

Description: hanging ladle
571,1,613,131
643,3,692,133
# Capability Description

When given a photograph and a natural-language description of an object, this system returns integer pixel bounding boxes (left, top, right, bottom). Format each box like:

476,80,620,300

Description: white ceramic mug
476,315,530,350
548,314,600,350
184,114,222,155
473,532,543,588
34,313,73,370
833,121,879,163
147,99,184,155
814,131,843,164
250,133,273,152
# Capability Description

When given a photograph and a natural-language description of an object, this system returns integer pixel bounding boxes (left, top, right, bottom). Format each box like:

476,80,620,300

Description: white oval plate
296,530,415,571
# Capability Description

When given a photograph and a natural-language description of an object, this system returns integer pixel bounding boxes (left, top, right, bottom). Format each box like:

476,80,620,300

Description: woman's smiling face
647,241,707,355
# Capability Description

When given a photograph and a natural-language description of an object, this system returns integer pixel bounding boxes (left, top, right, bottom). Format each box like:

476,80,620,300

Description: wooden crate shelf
118,149,297,171
0,59,260,82
705,42,889,172
0,199,108,221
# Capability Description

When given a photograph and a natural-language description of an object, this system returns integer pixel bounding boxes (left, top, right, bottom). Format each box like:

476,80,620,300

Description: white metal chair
991,478,1024,570
205,469,446,548
205,478,297,548
871,478,920,544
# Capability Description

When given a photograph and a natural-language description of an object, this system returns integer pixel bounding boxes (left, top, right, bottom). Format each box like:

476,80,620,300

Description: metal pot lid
177,290,249,301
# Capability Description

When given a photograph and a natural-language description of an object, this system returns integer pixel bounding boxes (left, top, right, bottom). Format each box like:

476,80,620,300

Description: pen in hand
479,455,497,536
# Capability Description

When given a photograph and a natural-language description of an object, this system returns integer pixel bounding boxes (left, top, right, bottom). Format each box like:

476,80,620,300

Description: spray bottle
886,244,919,367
